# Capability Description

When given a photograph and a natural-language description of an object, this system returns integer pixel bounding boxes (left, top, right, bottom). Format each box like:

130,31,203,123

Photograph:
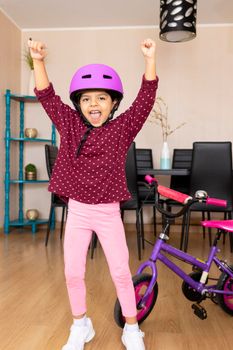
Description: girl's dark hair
73,89,122,106
107,90,122,102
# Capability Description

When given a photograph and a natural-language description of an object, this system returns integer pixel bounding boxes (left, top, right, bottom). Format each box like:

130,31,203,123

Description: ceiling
0,0,233,30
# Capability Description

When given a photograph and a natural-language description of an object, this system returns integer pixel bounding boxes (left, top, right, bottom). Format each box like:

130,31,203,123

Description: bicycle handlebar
145,175,227,219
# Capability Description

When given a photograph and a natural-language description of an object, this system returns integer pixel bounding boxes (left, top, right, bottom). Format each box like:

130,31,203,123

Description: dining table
137,168,190,176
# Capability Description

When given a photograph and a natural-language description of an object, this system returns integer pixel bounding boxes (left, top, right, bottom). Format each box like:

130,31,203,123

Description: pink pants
64,199,137,317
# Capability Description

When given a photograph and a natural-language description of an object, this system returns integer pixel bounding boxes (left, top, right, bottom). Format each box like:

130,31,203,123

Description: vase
28,70,35,96
160,141,171,169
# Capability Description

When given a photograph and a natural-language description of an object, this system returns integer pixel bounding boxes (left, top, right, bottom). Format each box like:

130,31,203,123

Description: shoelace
135,330,145,338
68,324,89,344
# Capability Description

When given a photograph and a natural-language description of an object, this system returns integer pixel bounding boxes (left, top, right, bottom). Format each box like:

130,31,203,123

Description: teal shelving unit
4,89,56,234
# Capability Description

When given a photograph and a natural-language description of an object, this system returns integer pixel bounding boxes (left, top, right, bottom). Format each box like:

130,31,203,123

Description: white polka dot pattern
35,76,159,204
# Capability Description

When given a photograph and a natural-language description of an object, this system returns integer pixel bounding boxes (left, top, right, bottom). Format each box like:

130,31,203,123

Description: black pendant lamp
160,0,197,43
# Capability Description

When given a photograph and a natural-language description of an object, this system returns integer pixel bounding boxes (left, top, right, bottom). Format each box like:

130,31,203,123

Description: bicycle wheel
114,273,158,328
217,264,233,315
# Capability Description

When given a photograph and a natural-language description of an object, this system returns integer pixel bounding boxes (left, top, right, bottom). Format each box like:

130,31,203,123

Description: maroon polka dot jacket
35,76,159,204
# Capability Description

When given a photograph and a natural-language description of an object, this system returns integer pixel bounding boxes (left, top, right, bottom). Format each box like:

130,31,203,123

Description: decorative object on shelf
25,163,37,180
160,0,197,43
23,47,35,96
26,209,39,221
148,97,186,169
25,128,38,138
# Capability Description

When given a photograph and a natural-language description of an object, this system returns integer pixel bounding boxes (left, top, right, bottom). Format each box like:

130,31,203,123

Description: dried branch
148,97,186,142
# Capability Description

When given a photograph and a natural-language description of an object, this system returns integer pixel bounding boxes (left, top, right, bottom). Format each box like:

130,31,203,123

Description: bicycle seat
201,220,233,232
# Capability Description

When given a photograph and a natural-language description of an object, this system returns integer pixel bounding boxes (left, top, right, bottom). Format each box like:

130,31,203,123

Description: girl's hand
141,39,156,59
28,39,46,61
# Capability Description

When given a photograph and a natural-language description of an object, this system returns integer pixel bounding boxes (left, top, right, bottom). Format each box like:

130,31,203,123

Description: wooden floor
1,224,233,350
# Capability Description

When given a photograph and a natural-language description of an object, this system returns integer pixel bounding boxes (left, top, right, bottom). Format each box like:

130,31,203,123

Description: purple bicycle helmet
70,63,123,107
70,64,124,157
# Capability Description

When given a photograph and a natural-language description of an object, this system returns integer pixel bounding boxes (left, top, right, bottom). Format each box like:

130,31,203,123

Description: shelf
9,219,49,233
9,137,53,143
9,180,49,183
4,88,56,234
9,94,38,102
10,219,49,226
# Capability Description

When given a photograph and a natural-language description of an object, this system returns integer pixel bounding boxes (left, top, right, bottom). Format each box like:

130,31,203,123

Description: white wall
0,10,21,230
20,25,233,224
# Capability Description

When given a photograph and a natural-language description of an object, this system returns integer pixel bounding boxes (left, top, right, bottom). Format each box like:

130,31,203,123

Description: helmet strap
74,100,120,157
75,126,93,158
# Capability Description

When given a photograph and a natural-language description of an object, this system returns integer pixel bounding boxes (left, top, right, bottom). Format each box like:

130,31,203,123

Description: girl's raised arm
141,38,156,81
28,39,50,91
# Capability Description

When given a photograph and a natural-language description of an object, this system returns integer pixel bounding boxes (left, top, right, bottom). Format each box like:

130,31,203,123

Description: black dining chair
160,149,192,239
136,148,157,237
44,144,68,246
165,149,192,208
167,148,215,242
169,149,192,194
121,142,143,260
180,142,233,252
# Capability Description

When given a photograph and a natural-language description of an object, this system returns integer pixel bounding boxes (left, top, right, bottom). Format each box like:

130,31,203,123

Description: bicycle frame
137,235,233,307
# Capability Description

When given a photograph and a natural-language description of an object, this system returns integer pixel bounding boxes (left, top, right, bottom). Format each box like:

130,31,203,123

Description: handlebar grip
158,185,192,204
206,197,227,207
145,175,157,185
145,175,192,204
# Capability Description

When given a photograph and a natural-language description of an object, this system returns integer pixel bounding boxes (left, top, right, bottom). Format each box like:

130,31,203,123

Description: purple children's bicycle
114,175,233,327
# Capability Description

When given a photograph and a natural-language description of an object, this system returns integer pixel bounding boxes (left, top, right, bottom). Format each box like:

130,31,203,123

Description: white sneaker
62,318,95,350
121,328,145,350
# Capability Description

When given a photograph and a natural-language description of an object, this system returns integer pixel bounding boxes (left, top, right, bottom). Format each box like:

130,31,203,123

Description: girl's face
79,90,117,127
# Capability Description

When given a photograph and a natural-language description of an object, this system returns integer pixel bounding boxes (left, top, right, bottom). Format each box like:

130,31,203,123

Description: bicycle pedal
191,303,207,320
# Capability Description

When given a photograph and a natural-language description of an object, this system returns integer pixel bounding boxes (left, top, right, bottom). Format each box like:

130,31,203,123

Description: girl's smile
80,90,117,127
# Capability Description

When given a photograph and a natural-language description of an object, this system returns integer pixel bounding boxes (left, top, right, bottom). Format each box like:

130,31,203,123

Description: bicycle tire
217,264,233,316
114,273,158,328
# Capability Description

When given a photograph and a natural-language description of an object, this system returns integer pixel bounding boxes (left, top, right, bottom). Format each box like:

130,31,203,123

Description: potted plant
24,47,34,70
25,163,37,180
23,46,35,95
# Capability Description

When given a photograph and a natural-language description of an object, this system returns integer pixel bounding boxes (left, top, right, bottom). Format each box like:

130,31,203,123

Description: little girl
28,38,158,350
